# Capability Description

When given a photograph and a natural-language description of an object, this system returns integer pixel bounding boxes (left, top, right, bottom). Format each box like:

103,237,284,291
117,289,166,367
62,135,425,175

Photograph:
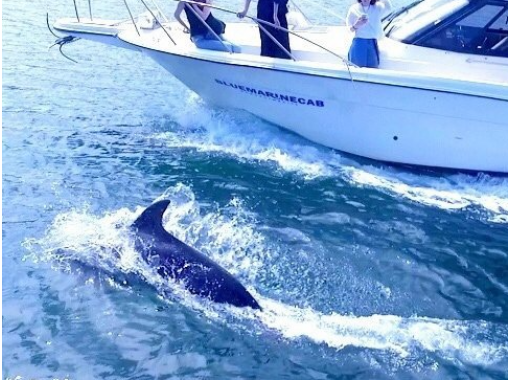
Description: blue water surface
3,0,508,379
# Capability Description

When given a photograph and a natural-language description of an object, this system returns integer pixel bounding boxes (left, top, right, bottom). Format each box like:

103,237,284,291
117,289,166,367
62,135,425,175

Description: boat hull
50,18,507,173
144,48,508,173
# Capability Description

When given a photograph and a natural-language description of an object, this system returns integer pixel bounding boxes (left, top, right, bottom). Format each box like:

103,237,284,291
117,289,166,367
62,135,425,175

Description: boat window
385,0,469,40
417,4,508,57
490,8,509,30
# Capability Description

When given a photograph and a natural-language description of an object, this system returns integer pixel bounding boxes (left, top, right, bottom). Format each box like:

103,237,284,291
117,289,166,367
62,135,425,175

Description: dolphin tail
250,297,262,311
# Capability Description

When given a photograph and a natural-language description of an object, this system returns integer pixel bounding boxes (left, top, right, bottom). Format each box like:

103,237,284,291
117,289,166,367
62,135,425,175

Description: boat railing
172,0,349,64
139,0,178,44
71,0,95,22
64,0,352,67
182,1,239,53
121,0,141,36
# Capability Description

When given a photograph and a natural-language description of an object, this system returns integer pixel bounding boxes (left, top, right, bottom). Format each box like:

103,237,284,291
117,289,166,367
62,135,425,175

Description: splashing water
245,296,507,366
23,184,507,371
148,97,508,223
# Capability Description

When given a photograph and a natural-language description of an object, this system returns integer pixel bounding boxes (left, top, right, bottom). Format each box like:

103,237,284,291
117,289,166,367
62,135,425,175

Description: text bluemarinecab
215,79,325,107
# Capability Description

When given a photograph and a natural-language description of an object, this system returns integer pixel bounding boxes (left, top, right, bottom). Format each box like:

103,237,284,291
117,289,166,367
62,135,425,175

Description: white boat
51,0,508,173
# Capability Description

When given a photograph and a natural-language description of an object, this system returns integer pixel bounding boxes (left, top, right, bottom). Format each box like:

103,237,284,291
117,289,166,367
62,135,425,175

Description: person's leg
194,35,239,53
271,31,290,58
257,5,276,57
215,34,242,53
272,11,291,59
259,25,277,57
225,41,242,53
257,4,291,58
215,38,241,53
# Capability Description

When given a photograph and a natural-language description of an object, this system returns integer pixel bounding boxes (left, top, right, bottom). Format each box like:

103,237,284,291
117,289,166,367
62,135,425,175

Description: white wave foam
152,129,334,180
343,167,508,223
153,97,508,223
226,295,507,367
152,184,271,281
23,184,268,283
23,205,143,275
23,185,507,369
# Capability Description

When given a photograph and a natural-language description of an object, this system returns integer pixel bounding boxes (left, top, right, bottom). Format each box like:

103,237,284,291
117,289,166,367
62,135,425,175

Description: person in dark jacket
237,0,291,58
175,0,240,53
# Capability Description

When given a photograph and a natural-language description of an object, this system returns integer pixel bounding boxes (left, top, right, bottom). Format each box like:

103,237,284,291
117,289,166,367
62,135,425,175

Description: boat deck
148,22,508,85
53,18,508,86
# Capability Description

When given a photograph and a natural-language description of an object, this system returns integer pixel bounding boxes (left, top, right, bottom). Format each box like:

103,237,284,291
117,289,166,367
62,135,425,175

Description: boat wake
241,296,507,367
151,96,508,223
24,185,508,370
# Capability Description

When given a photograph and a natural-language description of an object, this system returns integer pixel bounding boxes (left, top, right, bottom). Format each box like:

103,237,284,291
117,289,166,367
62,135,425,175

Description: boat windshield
385,0,469,40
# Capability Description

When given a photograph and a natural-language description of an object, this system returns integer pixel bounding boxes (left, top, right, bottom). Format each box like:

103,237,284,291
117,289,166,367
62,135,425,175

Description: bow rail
52,0,353,67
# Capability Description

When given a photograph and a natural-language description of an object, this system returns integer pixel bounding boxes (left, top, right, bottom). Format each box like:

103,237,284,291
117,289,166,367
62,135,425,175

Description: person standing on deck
237,0,291,59
346,0,392,68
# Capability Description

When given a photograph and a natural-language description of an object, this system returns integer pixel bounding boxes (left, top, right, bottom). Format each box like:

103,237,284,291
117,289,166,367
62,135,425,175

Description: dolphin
131,200,261,310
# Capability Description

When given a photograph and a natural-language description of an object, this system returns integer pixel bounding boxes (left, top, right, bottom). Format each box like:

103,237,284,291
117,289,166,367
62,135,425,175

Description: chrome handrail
149,0,170,23
184,3,235,53
88,0,93,20
139,0,177,45
288,0,313,26
66,0,352,67
257,21,295,60
122,0,141,36
175,0,348,64
184,0,294,58
72,0,80,22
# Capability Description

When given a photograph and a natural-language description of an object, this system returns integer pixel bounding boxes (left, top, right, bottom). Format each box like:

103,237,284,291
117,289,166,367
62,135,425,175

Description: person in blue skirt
237,0,291,59
346,0,392,68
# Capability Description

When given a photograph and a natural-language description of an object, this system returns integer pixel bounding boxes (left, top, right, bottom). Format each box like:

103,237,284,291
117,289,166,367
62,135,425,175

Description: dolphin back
131,200,262,310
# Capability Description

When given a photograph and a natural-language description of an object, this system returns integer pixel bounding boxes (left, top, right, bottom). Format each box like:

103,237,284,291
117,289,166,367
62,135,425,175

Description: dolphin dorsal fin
132,200,171,233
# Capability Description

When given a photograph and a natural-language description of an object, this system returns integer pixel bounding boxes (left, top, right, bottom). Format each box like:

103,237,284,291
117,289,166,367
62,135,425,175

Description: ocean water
2,0,508,379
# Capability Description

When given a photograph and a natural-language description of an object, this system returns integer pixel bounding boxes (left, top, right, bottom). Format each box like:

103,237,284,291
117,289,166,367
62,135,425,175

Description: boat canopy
384,0,508,57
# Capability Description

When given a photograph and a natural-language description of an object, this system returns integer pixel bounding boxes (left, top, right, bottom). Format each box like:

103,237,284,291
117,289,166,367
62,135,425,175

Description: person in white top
346,0,392,68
